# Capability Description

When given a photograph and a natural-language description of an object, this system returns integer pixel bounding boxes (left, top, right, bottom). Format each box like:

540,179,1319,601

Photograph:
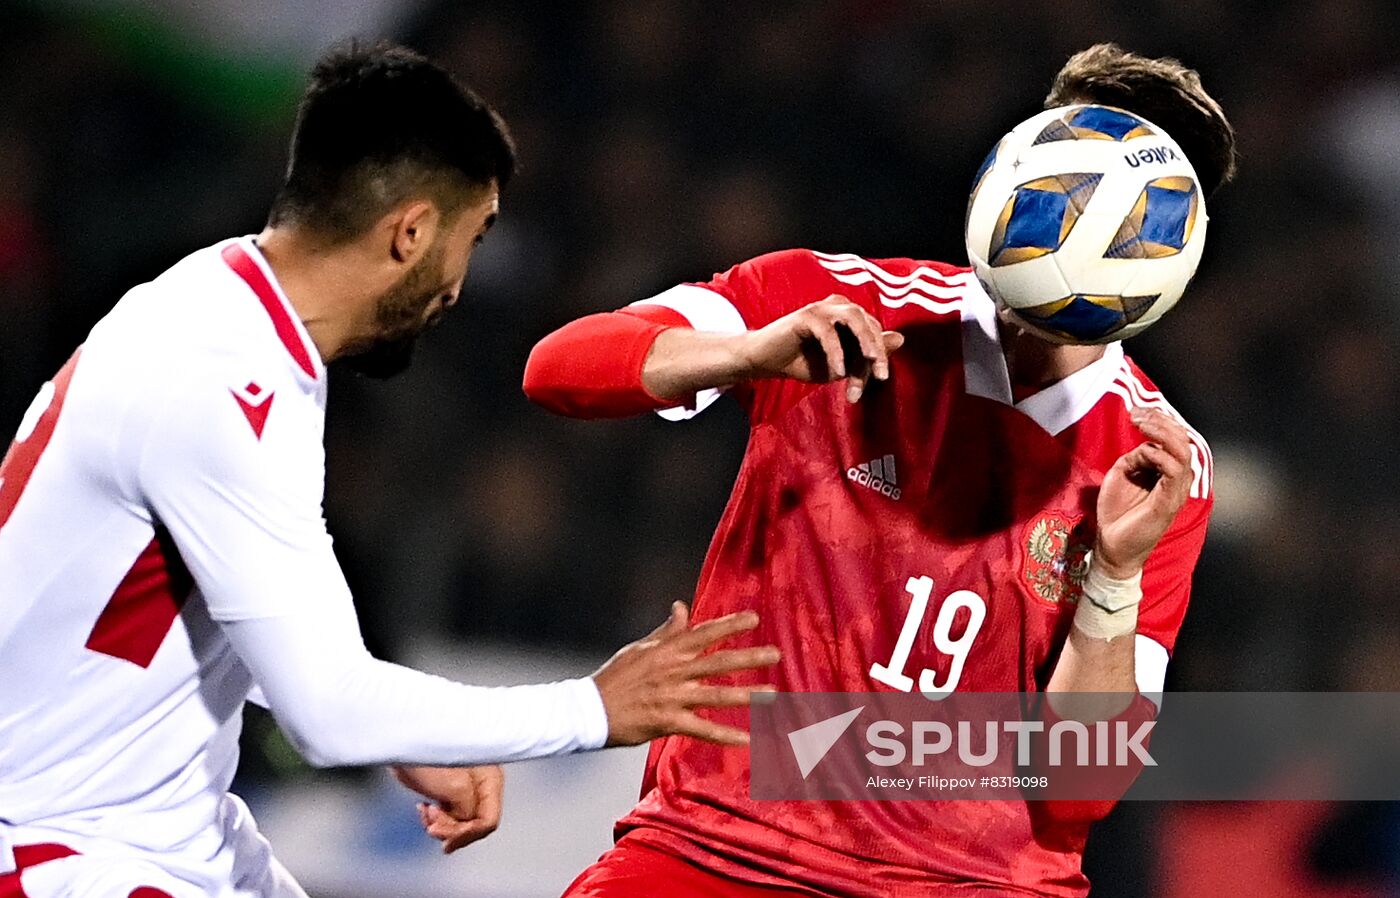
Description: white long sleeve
135,339,609,767
223,613,608,767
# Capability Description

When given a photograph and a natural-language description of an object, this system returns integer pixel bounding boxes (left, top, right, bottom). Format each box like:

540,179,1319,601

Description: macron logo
788,706,864,779
847,454,901,500
230,381,275,440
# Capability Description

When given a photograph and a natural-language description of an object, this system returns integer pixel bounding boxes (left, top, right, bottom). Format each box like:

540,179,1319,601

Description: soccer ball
965,104,1207,344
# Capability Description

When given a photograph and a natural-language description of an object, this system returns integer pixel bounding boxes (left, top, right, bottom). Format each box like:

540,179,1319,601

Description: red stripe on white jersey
0,843,77,898
85,528,193,668
220,243,318,380
0,352,80,531
0,844,174,898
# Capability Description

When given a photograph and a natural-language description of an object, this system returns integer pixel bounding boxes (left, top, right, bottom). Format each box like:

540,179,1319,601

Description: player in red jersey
525,45,1237,897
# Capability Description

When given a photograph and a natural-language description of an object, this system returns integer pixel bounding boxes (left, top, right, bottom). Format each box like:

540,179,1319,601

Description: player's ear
388,200,440,266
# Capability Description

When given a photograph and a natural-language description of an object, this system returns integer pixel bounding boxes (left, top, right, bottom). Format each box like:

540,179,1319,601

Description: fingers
644,601,689,641
421,803,495,854
683,645,781,678
684,683,777,709
831,305,884,372
1120,438,1188,488
419,797,502,854
670,711,752,746
443,822,495,853
829,307,887,378
827,304,891,402
801,313,848,380
1123,409,1194,495
1115,441,1191,516
801,296,899,400
594,606,776,748
1131,409,1192,466
673,608,759,652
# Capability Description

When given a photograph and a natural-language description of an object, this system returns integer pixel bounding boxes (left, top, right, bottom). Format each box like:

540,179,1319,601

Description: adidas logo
847,453,901,500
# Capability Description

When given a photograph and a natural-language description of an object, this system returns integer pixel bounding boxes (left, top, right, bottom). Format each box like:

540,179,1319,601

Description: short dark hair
268,42,515,241
1046,43,1237,196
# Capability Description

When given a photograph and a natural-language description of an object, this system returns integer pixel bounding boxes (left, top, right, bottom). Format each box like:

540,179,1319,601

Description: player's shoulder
71,238,323,451
89,238,319,387
1105,352,1214,503
809,250,971,282
736,248,978,318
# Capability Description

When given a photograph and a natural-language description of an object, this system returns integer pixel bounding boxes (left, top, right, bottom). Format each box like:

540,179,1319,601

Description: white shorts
0,795,307,898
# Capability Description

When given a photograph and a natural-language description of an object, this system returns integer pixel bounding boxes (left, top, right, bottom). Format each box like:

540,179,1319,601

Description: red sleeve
1030,692,1159,826
1136,493,1212,653
522,306,690,419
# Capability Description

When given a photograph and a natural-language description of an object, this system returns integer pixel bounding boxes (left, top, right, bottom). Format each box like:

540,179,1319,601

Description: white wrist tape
1074,558,1144,640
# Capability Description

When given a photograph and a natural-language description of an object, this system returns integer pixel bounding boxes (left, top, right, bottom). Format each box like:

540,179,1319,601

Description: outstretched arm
139,370,779,769
223,598,776,768
525,292,902,419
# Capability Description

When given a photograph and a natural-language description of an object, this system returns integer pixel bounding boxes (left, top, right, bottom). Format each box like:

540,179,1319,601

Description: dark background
3,1,1399,895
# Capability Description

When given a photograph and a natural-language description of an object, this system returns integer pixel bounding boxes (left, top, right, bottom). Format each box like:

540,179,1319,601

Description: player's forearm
293,661,609,767
1040,620,1150,824
223,616,609,767
1046,563,1143,718
1046,627,1137,712
523,311,760,419
639,326,752,402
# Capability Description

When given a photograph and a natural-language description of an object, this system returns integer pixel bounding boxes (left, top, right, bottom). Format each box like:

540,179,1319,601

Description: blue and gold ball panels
988,173,1102,267
1033,105,1158,144
1018,294,1161,342
967,139,1003,229
1105,176,1199,259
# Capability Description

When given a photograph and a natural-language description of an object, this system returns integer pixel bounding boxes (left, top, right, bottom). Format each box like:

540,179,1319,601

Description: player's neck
997,318,1105,393
253,226,378,364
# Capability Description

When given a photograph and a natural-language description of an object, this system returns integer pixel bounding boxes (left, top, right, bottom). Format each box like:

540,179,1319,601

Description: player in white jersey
0,44,778,898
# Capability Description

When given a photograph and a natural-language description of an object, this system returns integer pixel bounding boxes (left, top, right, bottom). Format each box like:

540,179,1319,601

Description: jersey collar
221,237,324,381
960,279,1123,436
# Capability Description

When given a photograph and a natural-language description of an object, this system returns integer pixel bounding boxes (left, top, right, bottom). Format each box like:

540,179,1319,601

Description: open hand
592,602,780,747
1094,408,1194,578
392,764,504,854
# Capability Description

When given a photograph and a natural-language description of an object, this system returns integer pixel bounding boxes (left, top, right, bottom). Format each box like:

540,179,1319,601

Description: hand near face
1094,408,1195,578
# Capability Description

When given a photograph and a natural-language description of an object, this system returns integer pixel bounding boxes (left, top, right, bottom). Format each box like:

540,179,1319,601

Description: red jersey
616,249,1213,896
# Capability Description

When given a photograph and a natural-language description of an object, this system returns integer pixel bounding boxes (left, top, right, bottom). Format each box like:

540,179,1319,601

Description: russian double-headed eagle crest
1022,511,1092,605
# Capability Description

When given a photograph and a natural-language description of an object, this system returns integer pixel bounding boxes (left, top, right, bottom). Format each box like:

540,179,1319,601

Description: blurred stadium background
3,0,1400,895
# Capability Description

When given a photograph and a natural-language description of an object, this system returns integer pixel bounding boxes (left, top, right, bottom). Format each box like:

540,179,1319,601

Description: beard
344,244,448,380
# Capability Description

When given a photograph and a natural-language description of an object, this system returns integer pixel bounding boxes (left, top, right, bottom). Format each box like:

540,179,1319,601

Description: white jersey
0,237,608,897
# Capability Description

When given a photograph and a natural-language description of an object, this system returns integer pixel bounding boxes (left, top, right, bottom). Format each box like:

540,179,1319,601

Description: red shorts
562,836,817,898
